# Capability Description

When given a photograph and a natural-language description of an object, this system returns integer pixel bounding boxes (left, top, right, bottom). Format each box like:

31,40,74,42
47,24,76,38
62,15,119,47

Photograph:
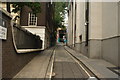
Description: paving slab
65,46,119,79
13,47,54,79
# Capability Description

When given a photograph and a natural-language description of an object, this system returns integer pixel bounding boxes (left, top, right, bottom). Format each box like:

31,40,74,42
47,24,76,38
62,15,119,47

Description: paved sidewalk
65,46,119,79
13,47,54,79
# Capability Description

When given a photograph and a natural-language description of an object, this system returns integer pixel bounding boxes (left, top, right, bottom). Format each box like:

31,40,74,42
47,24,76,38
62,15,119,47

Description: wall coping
22,26,46,29
17,49,43,53
0,7,13,18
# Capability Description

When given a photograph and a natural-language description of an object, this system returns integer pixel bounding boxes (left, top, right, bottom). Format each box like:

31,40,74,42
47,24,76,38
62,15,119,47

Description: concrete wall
67,2,88,56
67,3,73,46
118,37,120,67
0,6,2,79
23,26,46,50
0,39,1,80
89,40,102,58
23,26,51,50
119,2,120,67
76,2,86,43
74,2,89,57
1,9,38,79
101,2,119,66
14,26,42,49
68,2,119,66
72,2,76,45
88,2,102,58
89,2,102,40
102,2,118,39
102,37,119,66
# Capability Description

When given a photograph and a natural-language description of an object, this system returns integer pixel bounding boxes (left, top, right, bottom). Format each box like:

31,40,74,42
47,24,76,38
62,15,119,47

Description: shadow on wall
13,23,42,49
1,9,42,79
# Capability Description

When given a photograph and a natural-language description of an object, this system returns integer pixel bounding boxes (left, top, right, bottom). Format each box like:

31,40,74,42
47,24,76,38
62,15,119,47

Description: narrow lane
12,44,96,80
52,45,90,79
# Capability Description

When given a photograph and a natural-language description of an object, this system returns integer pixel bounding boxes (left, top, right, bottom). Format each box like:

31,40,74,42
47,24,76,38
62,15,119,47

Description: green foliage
54,2,67,29
11,2,41,14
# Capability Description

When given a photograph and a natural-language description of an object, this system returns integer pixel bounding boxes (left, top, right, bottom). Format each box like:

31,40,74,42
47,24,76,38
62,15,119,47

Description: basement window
28,13,37,26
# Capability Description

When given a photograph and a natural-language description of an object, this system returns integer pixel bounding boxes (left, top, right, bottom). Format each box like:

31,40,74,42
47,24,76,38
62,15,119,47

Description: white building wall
89,2,102,40
88,2,103,58
76,2,86,43
102,2,119,66
75,2,81,43
102,2,118,39
118,2,120,66
68,2,119,66
67,3,73,46
119,2,120,36
72,1,76,45
89,2,119,61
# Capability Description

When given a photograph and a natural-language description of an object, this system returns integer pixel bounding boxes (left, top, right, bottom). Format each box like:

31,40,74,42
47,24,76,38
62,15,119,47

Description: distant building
67,1,120,67
57,28,66,43
1,2,55,50
20,2,55,50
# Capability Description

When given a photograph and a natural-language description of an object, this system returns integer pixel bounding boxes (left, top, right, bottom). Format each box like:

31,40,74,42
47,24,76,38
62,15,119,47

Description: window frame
28,13,37,26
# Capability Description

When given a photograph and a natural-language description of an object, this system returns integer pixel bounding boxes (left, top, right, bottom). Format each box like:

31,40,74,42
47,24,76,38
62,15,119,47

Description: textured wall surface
76,2,86,43
71,42,89,57
13,25,42,49
0,40,2,80
20,3,47,26
89,40,102,59
72,37,119,67
118,37,120,67
102,37,119,66
2,11,38,79
102,2,118,39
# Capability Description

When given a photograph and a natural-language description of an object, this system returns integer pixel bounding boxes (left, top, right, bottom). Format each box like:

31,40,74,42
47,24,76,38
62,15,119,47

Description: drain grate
107,67,120,76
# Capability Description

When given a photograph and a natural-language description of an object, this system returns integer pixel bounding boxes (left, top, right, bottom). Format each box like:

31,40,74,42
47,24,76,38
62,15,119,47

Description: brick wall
20,3,47,26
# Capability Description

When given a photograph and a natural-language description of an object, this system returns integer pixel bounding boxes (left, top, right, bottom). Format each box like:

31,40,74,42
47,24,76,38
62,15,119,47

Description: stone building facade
67,1,120,67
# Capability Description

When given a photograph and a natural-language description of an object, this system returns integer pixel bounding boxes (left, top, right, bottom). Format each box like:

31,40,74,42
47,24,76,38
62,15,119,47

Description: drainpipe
85,1,89,46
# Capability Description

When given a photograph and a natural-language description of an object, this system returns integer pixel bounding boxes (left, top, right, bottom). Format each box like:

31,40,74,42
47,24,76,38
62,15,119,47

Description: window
28,13,37,26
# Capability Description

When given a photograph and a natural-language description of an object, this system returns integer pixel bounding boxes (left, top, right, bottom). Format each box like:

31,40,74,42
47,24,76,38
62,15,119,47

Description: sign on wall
0,18,7,40
0,26,7,40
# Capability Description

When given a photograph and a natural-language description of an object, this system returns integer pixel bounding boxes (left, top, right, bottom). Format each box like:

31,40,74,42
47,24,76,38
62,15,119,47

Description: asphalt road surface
52,45,94,80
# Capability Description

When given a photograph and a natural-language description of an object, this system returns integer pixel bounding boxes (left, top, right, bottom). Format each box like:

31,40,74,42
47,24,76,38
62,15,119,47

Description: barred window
28,13,37,26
